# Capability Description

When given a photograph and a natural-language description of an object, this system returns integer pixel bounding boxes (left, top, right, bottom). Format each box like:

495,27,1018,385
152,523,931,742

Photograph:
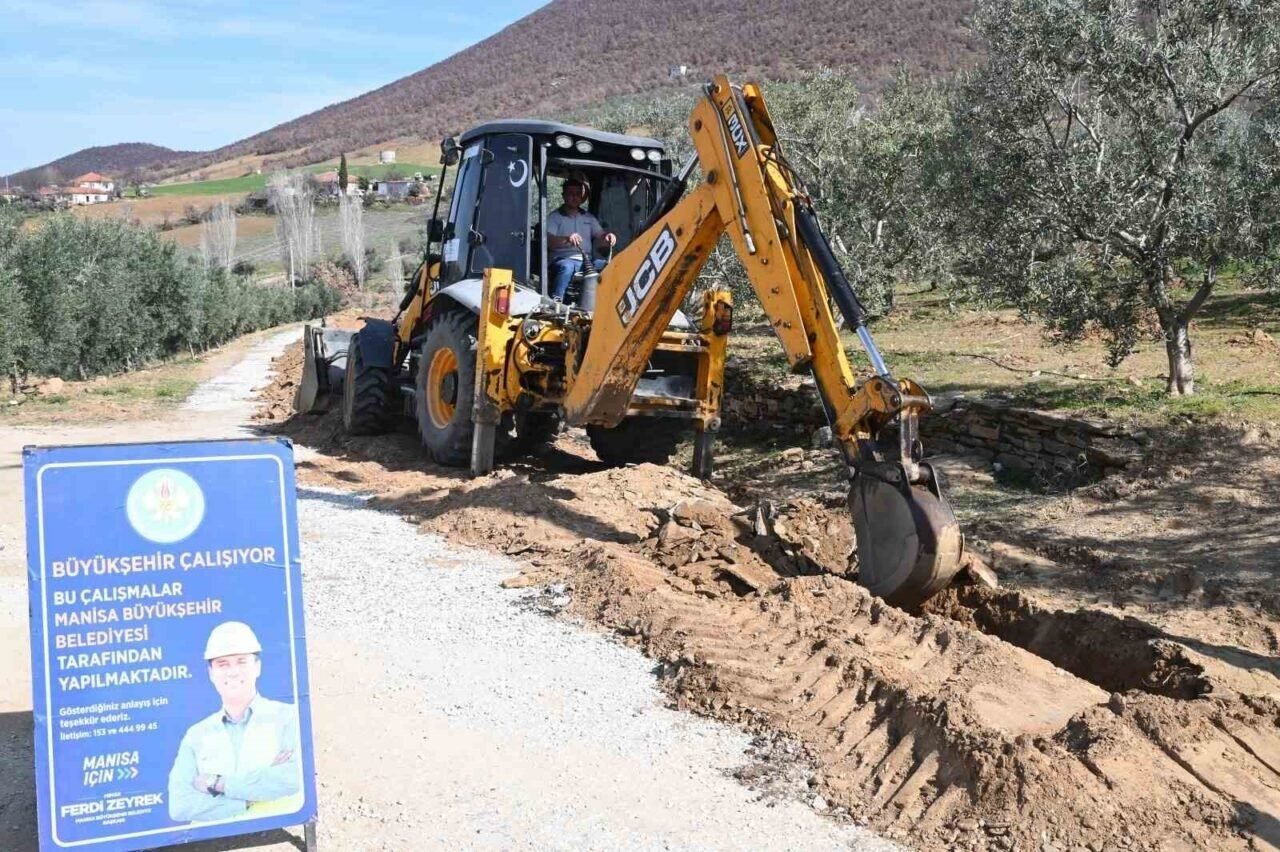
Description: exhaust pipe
578,253,600,313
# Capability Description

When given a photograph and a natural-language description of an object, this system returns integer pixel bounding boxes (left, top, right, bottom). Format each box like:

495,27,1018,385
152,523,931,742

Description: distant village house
68,185,111,205
73,172,114,192
37,186,67,205
39,172,116,205
313,170,361,197
379,150,396,164
372,179,415,200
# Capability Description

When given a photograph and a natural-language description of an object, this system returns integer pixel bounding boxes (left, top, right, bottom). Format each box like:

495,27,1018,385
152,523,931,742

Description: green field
146,174,263,196
147,163,440,197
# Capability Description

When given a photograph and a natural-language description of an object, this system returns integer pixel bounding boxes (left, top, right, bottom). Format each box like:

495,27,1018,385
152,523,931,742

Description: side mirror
427,218,444,243
440,136,461,167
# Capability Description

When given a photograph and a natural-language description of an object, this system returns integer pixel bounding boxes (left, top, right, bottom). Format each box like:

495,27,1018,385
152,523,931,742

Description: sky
0,0,548,175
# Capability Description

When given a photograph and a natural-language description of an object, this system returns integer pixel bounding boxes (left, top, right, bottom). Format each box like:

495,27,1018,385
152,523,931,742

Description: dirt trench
257,340,1280,852
921,585,1212,700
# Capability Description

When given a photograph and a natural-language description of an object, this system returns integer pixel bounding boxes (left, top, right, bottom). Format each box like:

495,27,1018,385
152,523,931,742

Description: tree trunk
1159,263,1215,397
1164,318,1194,396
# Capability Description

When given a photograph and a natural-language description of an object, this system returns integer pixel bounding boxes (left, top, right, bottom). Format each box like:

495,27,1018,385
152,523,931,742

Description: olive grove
581,70,953,316
952,0,1280,395
0,211,337,383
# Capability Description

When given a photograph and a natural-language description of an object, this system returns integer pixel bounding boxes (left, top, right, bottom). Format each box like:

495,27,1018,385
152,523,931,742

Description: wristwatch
207,775,224,797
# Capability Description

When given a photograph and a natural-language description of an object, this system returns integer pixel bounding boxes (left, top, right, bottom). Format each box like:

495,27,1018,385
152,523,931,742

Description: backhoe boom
566,75,963,606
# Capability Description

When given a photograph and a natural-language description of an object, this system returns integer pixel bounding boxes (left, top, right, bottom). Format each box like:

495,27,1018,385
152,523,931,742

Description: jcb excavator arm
565,75,963,607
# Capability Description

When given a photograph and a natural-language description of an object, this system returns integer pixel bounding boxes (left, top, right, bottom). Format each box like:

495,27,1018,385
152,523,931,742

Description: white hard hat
204,621,262,660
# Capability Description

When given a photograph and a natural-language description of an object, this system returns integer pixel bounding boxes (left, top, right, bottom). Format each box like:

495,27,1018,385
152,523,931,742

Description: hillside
164,0,977,177
4,143,198,190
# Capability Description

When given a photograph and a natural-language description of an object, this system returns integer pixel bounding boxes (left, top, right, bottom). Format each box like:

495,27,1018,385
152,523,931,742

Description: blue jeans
550,255,608,301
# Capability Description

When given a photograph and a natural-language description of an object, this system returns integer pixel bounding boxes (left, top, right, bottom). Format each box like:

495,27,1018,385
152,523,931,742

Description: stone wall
721,364,1148,485
920,395,1148,484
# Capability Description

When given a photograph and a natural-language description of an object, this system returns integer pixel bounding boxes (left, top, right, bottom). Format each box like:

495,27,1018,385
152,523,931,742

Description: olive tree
954,0,1280,394
0,209,29,385
581,71,955,316
1245,96,1280,281
767,70,957,315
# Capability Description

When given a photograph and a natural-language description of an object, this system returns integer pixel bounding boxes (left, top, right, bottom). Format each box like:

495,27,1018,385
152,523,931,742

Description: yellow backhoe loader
296,75,963,607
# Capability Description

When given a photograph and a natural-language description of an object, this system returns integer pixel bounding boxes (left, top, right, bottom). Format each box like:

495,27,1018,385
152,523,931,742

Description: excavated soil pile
256,342,1280,852
254,340,306,424
568,513,1280,852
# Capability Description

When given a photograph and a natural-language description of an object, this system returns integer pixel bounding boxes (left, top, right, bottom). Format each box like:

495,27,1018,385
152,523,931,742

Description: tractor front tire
587,417,686,467
416,310,477,467
341,333,393,435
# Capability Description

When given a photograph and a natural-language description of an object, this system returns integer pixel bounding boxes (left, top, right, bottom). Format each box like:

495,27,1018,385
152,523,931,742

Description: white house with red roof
312,169,363,197
56,172,114,204
67,185,111,205
72,172,114,192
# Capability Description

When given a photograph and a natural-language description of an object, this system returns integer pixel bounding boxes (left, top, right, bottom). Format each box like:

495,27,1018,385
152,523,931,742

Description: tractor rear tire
587,417,686,467
341,333,393,435
416,310,477,467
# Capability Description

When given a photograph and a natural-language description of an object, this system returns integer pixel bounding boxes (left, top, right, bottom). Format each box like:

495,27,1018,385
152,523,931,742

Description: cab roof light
646,149,662,163
574,139,594,154
630,147,646,161
554,135,573,149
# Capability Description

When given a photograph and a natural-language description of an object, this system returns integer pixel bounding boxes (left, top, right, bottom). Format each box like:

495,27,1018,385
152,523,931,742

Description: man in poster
167,621,303,822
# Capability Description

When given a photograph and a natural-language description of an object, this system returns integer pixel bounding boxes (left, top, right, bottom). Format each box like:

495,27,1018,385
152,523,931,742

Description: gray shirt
167,694,302,823
547,207,603,260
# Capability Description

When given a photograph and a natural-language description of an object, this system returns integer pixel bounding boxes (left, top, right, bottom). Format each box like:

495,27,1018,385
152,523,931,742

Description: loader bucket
294,324,353,414
849,469,964,609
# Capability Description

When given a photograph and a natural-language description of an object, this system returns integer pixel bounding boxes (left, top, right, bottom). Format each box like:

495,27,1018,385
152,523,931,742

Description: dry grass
733,283,1280,426
181,136,440,181
341,137,439,167
70,194,244,227
164,135,438,190
1,361,201,425
164,146,310,183
161,214,277,249
0,326,293,425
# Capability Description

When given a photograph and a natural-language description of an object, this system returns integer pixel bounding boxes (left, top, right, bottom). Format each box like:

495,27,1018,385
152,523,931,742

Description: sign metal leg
304,819,318,852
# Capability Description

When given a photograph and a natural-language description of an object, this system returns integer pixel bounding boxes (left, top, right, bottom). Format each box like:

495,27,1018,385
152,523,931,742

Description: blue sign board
24,438,317,851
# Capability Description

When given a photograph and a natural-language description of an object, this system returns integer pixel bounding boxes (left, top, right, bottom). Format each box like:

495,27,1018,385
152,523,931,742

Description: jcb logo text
723,103,749,158
617,227,676,325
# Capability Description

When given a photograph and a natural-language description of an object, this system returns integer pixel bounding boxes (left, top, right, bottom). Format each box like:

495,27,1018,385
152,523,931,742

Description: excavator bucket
849,470,964,609
294,324,352,414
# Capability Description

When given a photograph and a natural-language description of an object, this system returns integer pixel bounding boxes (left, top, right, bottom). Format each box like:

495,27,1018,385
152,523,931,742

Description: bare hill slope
5,143,197,190
171,0,977,175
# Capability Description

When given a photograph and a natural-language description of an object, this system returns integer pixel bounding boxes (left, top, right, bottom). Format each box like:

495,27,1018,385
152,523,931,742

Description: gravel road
0,326,902,852
295,490,900,851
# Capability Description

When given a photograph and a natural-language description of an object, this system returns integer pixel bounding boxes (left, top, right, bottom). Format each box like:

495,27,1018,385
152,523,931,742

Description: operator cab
429,120,672,307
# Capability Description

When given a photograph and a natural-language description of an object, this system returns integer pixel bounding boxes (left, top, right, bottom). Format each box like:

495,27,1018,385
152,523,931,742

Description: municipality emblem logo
126,468,206,544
